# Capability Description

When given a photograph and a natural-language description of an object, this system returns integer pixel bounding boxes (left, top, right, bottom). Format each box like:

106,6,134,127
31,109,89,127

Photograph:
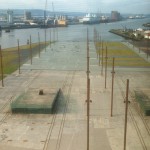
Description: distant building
7,10,13,24
24,11,32,20
144,30,150,39
111,11,120,21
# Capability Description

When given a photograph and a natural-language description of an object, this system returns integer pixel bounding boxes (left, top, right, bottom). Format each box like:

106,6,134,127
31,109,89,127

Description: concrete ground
0,41,150,150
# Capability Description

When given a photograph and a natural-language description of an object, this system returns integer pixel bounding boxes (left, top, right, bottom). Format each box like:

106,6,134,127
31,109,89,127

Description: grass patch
96,41,150,67
0,41,51,79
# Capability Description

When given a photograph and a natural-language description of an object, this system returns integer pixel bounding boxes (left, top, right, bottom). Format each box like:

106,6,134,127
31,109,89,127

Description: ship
56,15,68,27
82,13,100,24
44,16,68,28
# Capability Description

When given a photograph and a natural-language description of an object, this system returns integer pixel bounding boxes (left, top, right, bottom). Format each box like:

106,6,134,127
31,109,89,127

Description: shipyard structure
0,9,124,30
0,9,68,30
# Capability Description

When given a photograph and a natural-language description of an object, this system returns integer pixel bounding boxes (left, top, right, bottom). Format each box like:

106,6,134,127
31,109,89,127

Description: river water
0,18,150,49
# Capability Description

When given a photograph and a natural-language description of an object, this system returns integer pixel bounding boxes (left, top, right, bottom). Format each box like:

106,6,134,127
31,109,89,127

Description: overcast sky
0,0,150,14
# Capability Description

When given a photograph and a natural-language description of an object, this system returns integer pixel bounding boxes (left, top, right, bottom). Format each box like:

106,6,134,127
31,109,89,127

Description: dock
0,40,150,150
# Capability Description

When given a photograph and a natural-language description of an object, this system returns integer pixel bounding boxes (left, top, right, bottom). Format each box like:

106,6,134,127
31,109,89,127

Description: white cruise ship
82,13,100,24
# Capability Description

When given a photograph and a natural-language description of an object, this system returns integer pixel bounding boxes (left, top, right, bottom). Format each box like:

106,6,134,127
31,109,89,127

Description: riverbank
143,23,150,27
1,24,40,30
109,29,141,41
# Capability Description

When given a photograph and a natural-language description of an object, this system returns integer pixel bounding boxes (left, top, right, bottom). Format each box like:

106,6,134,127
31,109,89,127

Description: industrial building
7,10,13,24
111,11,121,21
24,11,32,20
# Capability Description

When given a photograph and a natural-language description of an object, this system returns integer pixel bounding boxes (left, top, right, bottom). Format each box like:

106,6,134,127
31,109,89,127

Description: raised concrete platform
11,88,61,114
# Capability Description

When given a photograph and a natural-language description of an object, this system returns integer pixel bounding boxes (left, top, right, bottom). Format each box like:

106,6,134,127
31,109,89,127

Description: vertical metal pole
94,28,96,49
45,28,47,51
97,32,99,59
101,41,104,76
53,27,54,43
138,42,140,53
87,28,90,80
105,46,108,88
17,39,21,74
111,57,115,117
30,35,32,65
99,36,101,66
124,79,129,150
147,39,148,59
0,45,4,87
94,28,96,47
38,32,40,58
56,27,58,42
87,78,90,150
87,28,89,105
50,29,51,47
98,46,100,66
86,28,90,150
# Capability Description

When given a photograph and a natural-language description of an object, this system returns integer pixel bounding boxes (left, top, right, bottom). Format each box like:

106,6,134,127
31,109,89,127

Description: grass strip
0,41,50,78
96,41,150,67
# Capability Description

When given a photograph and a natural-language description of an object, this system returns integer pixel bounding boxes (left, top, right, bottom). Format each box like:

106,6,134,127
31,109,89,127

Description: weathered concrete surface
0,41,150,150
11,88,59,114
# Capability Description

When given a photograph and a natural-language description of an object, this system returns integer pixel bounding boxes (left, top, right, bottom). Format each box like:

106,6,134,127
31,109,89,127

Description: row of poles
0,28,58,87
87,28,130,150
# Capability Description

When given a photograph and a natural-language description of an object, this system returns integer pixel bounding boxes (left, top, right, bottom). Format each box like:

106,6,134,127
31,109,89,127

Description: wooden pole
0,45,4,87
123,79,129,150
30,35,32,65
105,46,108,88
38,32,40,58
17,39,21,74
111,57,115,117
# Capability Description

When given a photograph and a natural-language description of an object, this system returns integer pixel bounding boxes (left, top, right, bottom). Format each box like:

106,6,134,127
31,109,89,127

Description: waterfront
0,18,150,49
0,40,149,150
0,11,150,150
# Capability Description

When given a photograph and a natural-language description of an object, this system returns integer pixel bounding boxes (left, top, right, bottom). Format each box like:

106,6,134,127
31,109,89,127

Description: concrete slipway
0,41,150,150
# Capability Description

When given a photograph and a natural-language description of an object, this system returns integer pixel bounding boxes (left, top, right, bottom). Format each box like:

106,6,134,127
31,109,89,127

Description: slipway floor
0,41,150,150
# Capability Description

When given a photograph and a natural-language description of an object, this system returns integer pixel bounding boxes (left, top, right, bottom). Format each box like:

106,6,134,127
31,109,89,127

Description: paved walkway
0,41,150,150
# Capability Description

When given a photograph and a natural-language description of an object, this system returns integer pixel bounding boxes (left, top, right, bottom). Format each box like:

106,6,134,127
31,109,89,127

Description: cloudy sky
0,0,150,14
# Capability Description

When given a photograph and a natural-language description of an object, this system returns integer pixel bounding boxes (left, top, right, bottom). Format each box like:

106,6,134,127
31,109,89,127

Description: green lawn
96,41,150,67
0,41,51,78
